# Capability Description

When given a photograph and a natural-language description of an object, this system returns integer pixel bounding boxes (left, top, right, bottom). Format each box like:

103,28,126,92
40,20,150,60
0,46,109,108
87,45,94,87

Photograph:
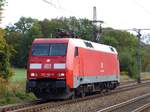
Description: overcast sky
1,0,150,30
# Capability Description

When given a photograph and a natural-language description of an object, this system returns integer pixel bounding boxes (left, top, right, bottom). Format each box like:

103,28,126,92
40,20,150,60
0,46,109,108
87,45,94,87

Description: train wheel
71,91,75,99
80,91,85,98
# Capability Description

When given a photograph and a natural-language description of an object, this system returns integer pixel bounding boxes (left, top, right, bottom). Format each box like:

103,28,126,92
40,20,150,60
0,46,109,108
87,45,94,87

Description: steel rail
0,99,46,112
96,92,150,112
4,80,150,112
132,102,150,112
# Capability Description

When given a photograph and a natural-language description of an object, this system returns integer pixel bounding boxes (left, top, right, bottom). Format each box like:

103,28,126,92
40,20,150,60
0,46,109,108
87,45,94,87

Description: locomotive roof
33,38,69,43
33,38,118,54
70,38,118,54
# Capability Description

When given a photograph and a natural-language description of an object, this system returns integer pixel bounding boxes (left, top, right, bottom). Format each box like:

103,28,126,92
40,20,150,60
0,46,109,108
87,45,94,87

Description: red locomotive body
26,38,120,99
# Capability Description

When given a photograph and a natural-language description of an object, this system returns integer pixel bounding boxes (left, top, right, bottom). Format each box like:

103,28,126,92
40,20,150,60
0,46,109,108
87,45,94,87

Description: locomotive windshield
32,43,67,56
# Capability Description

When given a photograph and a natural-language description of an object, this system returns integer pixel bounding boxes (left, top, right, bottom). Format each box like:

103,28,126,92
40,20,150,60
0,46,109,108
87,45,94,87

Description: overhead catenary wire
42,0,82,18
131,0,150,16
43,0,57,8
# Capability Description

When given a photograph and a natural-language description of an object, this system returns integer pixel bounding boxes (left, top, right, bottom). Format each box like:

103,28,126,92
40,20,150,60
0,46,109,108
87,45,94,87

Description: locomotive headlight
30,73,38,77
30,73,35,77
60,73,65,76
57,73,65,77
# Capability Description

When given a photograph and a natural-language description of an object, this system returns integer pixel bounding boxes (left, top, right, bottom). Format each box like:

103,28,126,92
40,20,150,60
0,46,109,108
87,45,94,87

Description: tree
5,29,22,66
0,0,5,23
141,45,150,72
6,17,40,67
39,18,68,38
14,17,36,34
17,20,42,67
0,28,13,80
62,17,93,40
0,0,13,80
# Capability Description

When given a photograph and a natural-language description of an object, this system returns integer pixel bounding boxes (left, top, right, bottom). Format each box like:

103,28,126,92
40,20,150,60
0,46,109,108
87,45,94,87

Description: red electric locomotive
26,38,120,99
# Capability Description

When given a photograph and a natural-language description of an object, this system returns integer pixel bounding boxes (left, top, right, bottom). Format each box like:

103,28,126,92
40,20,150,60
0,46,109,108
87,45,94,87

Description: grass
141,72,150,79
0,68,36,105
11,68,26,82
120,74,134,82
120,72,150,82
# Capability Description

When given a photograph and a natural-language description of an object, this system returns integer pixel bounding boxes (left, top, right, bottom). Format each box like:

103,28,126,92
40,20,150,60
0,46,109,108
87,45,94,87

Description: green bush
0,29,13,80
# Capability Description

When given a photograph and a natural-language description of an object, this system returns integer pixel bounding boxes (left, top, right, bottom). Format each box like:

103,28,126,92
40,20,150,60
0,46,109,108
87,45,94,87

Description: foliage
0,0,13,80
0,0,6,23
0,29,13,80
5,17,39,67
141,45,150,72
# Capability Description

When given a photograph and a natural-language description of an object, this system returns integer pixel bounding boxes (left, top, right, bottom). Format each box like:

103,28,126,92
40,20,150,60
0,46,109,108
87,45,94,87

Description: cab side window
74,47,78,57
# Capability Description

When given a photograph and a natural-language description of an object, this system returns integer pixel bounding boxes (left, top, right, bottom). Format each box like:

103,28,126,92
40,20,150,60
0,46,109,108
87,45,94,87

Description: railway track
132,102,150,112
1,80,150,112
96,92,150,112
0,99,47,112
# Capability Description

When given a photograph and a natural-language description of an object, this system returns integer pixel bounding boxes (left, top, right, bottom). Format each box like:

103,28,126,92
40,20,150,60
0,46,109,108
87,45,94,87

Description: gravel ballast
44,85,150,112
